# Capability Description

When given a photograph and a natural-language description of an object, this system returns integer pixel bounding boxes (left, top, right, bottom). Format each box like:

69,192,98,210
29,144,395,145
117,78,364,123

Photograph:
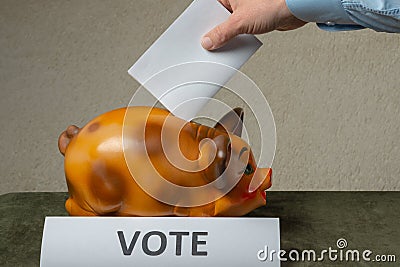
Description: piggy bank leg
65,198,96,216
178,204,215,217
173,206,190,216
189,205,215,217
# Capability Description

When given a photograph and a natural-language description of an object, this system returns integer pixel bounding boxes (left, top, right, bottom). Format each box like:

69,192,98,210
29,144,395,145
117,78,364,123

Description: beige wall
1,0,399,194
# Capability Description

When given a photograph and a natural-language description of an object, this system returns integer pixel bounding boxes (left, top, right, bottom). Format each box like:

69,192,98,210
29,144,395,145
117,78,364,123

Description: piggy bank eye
244,164,254,175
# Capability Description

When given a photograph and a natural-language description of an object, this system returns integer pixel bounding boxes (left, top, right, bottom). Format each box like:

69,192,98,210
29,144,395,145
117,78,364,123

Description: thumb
201,15,241,50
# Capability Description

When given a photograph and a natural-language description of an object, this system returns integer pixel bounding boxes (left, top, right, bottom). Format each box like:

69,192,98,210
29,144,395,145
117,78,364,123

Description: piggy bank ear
214,108,244,137
199,135,231,182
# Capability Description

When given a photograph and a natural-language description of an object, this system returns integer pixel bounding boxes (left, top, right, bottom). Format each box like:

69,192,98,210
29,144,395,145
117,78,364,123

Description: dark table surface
1,192,399,266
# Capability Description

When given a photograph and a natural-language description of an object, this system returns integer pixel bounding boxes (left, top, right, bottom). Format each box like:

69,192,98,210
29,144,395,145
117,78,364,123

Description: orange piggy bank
58,106,272,216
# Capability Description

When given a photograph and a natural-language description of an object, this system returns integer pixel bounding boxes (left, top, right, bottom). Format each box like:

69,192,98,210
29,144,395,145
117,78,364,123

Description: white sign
40,217,280,267
128,0,262,120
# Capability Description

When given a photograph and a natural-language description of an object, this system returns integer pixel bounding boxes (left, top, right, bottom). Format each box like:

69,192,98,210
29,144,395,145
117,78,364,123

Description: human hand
201,0,307,50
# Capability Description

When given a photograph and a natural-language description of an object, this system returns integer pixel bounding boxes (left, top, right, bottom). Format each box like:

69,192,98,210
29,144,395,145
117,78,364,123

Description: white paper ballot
40,217,280,267
128,0,262,120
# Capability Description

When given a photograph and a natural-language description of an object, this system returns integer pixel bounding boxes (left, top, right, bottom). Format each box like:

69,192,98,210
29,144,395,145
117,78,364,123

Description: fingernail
201,36,213,50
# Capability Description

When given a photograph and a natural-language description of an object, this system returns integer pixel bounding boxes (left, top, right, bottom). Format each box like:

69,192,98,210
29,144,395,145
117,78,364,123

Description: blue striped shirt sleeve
285,0,400,33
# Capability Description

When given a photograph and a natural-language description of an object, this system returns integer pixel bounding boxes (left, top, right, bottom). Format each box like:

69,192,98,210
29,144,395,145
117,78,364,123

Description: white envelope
128,0,262,120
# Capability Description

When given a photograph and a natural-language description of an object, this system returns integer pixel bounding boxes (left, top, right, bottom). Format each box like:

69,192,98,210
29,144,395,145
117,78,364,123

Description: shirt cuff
285,0,357,25
317,23,365,31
